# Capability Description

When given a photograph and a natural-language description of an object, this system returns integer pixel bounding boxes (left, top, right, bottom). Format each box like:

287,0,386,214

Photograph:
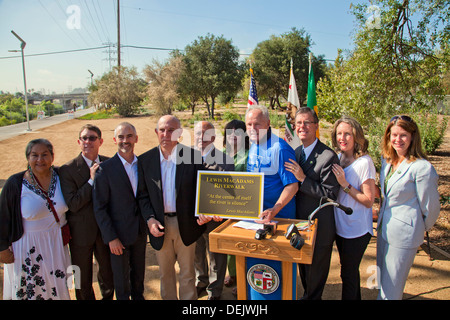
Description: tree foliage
89,66,146,117
144,54,184,115
181,34,243,119
317,0,449,126
251,28,326,109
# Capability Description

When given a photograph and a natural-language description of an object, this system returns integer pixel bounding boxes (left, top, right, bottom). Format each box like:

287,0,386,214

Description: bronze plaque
195,171,264,220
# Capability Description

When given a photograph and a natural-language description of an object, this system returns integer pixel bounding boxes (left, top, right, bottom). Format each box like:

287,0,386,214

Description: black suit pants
110,231,147,300
298,243,333,300
69,231,114,300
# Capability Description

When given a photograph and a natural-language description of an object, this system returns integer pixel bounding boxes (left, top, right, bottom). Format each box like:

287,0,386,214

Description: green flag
307,65,317,111
307,63,319,138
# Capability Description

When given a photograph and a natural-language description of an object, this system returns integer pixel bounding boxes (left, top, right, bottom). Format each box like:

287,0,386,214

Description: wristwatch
343,184,352,194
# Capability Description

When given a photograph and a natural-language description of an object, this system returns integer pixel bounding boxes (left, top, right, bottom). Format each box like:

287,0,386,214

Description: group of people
0,104,441,301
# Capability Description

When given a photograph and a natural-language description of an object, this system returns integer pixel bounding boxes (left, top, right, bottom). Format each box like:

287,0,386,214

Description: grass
78,109,116,120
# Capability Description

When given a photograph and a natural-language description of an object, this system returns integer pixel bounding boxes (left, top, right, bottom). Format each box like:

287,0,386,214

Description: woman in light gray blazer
377,115,440,300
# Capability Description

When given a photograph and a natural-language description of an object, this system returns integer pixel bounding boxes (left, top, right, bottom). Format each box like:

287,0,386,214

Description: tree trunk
203,95,211,118
276,96,282,109
210,97,215,119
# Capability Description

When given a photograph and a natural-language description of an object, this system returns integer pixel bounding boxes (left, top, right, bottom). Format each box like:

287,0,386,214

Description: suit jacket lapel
149,148,164,205
111,154,135,197
175,145,185,199
302,142,321,173
75,153,90,181
380,160,390,197
385,159,412,196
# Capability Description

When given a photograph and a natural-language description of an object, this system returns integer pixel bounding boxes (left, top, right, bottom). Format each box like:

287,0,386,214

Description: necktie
299,148,306,167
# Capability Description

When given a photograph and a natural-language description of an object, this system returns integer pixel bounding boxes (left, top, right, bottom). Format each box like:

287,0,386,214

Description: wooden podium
209,218,317,300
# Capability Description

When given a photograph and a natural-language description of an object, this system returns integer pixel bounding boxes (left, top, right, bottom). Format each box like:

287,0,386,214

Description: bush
222,110,242,122
0,116,10,126
416,113,448,155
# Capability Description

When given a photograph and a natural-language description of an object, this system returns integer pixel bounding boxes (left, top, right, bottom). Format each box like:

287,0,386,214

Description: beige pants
155,215,197,300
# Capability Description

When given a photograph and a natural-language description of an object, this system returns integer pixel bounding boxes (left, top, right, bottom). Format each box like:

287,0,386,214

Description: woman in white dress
0,139,71,300
330,116,377,300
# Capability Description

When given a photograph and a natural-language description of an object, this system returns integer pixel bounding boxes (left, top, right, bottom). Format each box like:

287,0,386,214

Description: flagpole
309,52,312,73
307,52,320,139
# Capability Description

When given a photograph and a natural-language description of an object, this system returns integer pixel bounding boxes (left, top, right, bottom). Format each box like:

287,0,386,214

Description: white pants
376,235,417,300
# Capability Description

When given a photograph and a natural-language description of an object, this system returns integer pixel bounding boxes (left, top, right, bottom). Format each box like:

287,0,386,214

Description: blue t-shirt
247,130,297,219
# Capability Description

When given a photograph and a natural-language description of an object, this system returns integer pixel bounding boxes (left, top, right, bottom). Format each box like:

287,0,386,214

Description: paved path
0,107,95,141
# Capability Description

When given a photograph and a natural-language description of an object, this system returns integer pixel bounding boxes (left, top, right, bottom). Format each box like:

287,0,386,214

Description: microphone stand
307,201,339,229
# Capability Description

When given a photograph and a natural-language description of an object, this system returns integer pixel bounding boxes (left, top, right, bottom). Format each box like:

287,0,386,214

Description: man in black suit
285,107,340,300
93,122,147,300
137,115,210,300
193,121,234,300
59,124,114,300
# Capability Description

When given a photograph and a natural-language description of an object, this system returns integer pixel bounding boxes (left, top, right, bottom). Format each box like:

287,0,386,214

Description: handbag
31,170,72,246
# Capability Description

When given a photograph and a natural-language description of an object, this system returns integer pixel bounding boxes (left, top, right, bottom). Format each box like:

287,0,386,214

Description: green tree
89,66,146,117
251,27,326,109
318,0,449,126
144,54,184,115
182,34,243,119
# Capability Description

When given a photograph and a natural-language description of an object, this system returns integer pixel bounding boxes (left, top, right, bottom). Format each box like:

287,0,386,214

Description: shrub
416,113,448,155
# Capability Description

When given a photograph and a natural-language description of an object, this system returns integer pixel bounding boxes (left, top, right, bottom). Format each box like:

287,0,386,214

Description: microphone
320,197,353,215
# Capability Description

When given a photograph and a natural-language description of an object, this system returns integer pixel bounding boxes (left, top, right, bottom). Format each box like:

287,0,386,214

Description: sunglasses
79,135,99,142
390,115,413,123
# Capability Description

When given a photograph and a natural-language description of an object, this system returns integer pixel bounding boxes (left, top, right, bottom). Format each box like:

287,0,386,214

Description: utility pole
10,30,31,131
117,0,121,68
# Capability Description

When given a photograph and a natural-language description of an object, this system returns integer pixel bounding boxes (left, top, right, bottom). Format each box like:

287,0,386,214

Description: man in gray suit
285,107,340,300
59,124,114,300
193,121,234,300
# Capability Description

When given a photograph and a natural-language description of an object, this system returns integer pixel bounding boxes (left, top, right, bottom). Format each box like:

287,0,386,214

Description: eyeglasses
390,115,413,123
295,121,317,127
79,135,99,142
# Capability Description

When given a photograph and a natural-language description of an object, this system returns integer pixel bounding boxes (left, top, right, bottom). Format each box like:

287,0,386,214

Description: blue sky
0,0,362,94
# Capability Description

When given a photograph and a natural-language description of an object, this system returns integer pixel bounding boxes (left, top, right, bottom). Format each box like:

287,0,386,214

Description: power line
1,44,336,61
93,0,112,42
81,0,105,44
37,0,84,48
0,46,108,60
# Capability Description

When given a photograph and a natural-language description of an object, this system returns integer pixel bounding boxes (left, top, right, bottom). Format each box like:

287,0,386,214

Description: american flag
247,68,258,107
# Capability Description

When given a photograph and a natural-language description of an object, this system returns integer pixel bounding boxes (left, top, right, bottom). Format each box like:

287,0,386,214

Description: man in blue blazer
93,122,147,300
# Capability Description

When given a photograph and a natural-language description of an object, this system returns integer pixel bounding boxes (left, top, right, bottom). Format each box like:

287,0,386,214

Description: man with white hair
246,105,298,222
245,105,299,299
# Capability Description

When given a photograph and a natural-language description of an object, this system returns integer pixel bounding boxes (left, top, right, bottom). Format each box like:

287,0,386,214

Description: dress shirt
159,145,177,213
81,154,100,186
117,153,138,196
201,143,214,159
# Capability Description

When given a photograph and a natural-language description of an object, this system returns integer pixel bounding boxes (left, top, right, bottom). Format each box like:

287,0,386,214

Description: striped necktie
299,148,306,167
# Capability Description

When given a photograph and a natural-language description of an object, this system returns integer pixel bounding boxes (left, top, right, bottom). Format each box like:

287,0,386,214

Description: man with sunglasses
59,124,114,300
